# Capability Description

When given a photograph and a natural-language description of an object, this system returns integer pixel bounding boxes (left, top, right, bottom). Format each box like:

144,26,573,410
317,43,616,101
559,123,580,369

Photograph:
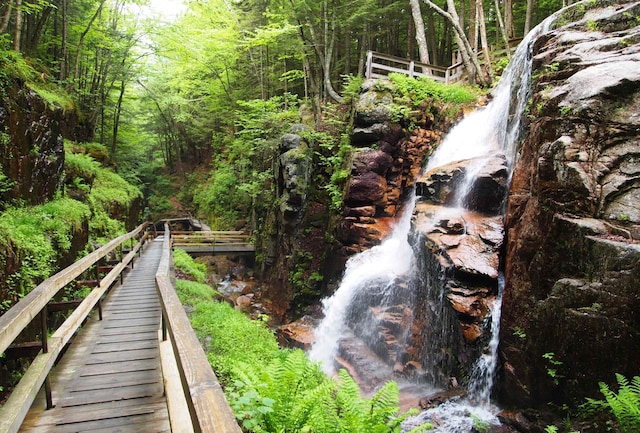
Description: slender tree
410,0,430,64
420,0,489,85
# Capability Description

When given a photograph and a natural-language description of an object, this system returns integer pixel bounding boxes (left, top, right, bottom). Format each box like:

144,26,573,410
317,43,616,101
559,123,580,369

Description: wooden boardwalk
19,239,170,433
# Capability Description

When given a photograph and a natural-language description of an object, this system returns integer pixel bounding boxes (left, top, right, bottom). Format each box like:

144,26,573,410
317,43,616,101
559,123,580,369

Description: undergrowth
388,72,479,105
587,374,640,433
65,148,142,243
0,197,90,312
173,251,414,432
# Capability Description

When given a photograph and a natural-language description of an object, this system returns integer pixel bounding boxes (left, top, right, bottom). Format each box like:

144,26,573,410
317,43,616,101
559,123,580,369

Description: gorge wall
265,80,463,321
499,0,640,407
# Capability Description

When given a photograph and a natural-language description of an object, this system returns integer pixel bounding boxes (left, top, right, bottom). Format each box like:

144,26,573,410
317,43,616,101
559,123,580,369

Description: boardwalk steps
19,239,170,433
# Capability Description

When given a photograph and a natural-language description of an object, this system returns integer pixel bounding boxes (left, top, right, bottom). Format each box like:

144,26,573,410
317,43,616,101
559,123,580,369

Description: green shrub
176,279,216,305
0,197,90,310
229,356,409,433
388,73,478,105
174,249,207,283
587,374,640,433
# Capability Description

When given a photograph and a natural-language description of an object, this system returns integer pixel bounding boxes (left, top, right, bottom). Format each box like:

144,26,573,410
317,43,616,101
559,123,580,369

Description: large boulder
499,0,640,408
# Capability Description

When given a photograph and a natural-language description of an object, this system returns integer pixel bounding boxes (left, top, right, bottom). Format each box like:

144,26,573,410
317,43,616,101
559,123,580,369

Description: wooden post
366,51,373,79
40,308,54,410
95,261,103,320
409,60,415,77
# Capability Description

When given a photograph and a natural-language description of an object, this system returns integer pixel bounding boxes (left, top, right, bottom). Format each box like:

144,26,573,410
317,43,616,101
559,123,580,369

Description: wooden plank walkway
19,239,170,433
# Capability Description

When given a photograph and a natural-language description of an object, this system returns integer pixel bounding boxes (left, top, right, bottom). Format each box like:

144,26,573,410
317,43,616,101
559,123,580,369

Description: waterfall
309,9,561,429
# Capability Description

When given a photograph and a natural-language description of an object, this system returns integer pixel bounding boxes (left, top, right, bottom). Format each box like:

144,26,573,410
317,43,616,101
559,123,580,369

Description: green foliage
342,74,365,103
309,131,353,211
191,94,300,229
188,300,280,381
0,41,36,88
176,267,409,433
173,249,207,283
27,82,75,111
512,326,527,339
587,374,640,433
176,279,217,305
0,198,90,311
229,355,409,433
543,352,564,385
388,73,478,105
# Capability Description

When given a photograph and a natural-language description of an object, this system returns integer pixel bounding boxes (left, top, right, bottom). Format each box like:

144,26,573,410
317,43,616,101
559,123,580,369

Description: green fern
589,374,640,433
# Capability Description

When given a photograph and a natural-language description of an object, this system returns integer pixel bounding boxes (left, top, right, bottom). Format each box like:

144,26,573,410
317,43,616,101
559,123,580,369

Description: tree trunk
306,1,344,104
0,0,13,34
469,0,478,51
421,0,489,86
477,0,493,78
58,0,68,81
410,0,430,64
504,0,515,39
13,0,22,51
112,78,126,156
524,0,533,35
494,0,511,56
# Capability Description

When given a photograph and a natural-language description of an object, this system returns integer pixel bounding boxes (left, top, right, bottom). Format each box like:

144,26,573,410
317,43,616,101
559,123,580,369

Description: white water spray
310,9,562,429
308,197,417,373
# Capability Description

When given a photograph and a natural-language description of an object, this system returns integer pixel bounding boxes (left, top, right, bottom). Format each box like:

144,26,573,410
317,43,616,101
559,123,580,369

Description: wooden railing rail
365,50,465,84
0,222,151,433
171,231,253,247
156,226,242,433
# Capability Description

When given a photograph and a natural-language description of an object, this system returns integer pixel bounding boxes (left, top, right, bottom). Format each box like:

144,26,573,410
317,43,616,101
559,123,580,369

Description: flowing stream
309,13,560,432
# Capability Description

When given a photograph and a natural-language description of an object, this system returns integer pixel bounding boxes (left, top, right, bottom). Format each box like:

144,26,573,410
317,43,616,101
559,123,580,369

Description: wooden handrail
0,222,151,433
365,50,465,83
156,225,242,433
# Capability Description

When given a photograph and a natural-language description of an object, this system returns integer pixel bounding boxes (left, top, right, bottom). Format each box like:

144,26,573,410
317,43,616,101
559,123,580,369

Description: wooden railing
365,50,465,84
155,226,242,433
0,222,150,433
171,231,252,246
171,231,255,256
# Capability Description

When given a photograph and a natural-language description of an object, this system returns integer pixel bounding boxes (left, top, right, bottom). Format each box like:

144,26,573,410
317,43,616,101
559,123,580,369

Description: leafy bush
229,355,409,433
27,81,75,111
174,248,207,283
388,73,478,105
587,374,640,433
0,198,90,311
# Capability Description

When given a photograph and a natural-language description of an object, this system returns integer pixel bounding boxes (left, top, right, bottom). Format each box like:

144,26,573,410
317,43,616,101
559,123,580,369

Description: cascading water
310,11,561,432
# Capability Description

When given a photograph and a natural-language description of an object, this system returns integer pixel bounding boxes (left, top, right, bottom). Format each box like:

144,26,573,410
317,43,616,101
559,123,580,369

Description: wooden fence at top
365,50,465,83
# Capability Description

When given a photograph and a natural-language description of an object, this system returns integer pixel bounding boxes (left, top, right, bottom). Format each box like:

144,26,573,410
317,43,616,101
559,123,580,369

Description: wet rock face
499,0,640,408
410,156,506,385
0,80,65,205
338,79,446,255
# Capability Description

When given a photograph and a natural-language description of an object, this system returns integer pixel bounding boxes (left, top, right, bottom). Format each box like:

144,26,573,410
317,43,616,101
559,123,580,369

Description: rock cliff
499,0,640,407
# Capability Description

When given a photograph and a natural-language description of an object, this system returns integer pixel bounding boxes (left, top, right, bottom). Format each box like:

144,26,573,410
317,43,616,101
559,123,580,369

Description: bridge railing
155,225,242,433
365,50,465,84
171,230,252,247
0,222,151,433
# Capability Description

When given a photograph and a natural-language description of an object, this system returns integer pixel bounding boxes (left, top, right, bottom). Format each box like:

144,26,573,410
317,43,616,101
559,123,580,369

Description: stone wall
499,0,640,407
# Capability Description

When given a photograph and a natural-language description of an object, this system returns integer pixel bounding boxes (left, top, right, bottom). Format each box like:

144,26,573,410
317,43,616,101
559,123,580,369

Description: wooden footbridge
0,223,248,433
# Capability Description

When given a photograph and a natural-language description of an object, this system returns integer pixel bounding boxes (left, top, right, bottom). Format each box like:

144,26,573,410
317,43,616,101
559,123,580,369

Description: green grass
174,249,207,283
